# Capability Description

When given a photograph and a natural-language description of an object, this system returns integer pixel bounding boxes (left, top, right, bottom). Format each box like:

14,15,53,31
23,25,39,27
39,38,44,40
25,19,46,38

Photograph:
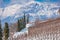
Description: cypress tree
17,13,26,32
20,18,24,31
17,18,24,31
27,14,29,23
17,19,20,32
23,13,26,28
4,22,9,40
0,20,2,40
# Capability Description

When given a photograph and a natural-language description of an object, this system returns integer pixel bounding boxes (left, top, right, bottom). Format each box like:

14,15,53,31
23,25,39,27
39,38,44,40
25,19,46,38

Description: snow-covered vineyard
8,18,60,40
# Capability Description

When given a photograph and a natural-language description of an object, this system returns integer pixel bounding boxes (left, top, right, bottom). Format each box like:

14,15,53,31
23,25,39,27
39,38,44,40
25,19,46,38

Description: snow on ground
13,23,33,38
13,28,28,38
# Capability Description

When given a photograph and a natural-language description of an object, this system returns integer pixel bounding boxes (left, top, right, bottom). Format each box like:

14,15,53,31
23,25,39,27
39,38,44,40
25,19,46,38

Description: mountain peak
0,1,60,24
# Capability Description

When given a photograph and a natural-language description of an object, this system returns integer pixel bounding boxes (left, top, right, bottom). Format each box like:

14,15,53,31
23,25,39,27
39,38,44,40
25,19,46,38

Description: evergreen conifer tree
17,19,20,31
23,13,26,28
4,22,9,40
0,20,2,40
27,14,29,23
17,13,26,31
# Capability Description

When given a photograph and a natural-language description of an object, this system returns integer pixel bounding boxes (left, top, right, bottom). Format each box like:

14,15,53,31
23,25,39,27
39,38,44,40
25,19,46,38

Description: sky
0,0,60,8
35,0,60,2
0,0,10,8
3,0,10,4
0,0,60,25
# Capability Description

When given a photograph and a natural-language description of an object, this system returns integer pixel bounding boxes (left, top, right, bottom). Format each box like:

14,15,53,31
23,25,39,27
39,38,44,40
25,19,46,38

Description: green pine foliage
17,13,26,31
4,22,9,40
0,20,2,40
17,13,30,32
17,19,20,32
20,18,25,31
23,13,26,28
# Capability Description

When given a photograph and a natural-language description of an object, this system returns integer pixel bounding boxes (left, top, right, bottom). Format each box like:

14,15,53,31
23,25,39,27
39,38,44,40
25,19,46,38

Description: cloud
14,1,60,21
0,0,60,23
0,0,35,19
2,4,21,19
0,0,34,8
9,0,34,5
0,8,3,16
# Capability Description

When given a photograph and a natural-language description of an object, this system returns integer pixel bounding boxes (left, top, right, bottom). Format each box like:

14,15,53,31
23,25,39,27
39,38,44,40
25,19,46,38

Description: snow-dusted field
8,29,60,40
27,34,60,40
8,18,60,40
9,33,60,40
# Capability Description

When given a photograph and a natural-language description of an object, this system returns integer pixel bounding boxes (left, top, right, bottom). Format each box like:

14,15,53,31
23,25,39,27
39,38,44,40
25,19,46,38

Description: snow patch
13,23,33,38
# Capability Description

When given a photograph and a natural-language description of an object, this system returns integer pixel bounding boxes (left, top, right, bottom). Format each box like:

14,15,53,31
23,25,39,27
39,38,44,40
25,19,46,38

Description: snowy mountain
0,1,60,24
1,1,60,39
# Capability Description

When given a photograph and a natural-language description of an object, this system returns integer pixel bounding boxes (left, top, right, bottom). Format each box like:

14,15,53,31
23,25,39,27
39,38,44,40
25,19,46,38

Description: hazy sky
0,0,60,8
0,0,60,24
35,0,60,2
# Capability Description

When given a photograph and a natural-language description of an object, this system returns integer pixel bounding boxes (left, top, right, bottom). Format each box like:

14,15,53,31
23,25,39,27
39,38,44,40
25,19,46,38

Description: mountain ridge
0,1,60,24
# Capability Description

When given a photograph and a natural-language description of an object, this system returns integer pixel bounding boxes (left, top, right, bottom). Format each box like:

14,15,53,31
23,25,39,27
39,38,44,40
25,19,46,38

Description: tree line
0,13,29,40
17,13,29,31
